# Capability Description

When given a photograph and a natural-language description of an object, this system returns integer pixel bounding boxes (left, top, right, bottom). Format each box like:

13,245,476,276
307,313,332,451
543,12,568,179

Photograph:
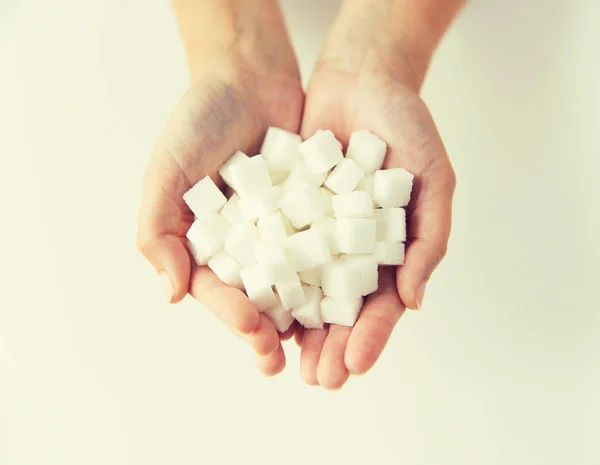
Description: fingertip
256,343,286,377
300,329,328,386
249,314,280,356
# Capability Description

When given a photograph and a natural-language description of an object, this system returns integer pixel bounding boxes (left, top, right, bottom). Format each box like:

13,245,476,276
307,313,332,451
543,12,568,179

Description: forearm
170,0,298,81
317,0,467,91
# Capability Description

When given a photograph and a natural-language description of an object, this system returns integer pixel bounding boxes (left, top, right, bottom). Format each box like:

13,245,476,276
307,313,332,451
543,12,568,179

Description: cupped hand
136,63,304,376
298,69,456,389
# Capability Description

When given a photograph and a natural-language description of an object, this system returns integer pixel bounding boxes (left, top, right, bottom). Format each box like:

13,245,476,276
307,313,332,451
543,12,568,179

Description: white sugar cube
240,264,278,311
238,186,281,220
320,188,335,217
346,130,387,173
279,182,324,229
343,254,378,296
280,159,328,190
310,217,340,255
186,213,230,265
183,175,227,216
263,296,295,332
260,127,302,172
372,168,414,208
299,129,344,173
265,159,289,185
336,218,376,254
229,155,272,197
355,173,375,198
321,256,377,298
321,295,363,327
275,273,306,310
207,250,243,289
254,240,295,283
374,208,406,242
284,229,331,272
324,158,365,194
374,242,406,265
220,194,244,224
219,151,249,190
224,222,261,266
257,210,295,243
298,267,322,287
332,191,374,218
292,285,324,329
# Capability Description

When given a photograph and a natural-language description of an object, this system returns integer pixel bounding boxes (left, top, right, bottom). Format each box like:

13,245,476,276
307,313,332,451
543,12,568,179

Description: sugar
275,273,306,310
229,155,272,197
260,127,303,173
319,187,335,217
257,210,295,243
372,168,414,208
186,213,230,265
240,264,278,311
310,217,340,255
263,296,295,332
279,182,324,229
224,222,261,266
321,295,363,327
254,240,296,283
374,242,405,265
336,218,376,254
298,267,322,287
183,175,227,216
321,258,362,299
280,159,328,191
345,130,387,173
265,159,289,185
219,151,249,190
299,129,344,173
332,191,374,219
324,158,365,194
238,186,281,221
284,229,332,272
374,208,406,242
220,194,244,224
355,173,375,198
291,285,324,329
207,250,244,289
342,254,378,296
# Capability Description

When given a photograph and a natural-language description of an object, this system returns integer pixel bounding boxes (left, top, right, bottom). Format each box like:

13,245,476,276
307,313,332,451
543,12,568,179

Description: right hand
136,57,304,375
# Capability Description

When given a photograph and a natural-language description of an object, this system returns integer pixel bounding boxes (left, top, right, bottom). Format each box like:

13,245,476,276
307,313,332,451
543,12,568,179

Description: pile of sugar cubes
183,128,413,332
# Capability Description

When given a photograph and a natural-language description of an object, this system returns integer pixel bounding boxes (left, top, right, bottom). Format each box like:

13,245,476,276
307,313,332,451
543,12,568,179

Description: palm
298,70,456,388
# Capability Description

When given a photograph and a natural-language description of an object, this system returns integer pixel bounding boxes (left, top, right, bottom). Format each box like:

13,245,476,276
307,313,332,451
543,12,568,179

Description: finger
190,266,260,335
397,162,456,309
299,328,328,386
279,322,297,342
317,325,352,390
345,268,405,375
255,342,286,377
294,325,304,347
239,313,280,356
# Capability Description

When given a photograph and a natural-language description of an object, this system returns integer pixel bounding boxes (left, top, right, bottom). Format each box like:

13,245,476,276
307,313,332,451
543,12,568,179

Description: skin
137,0,465,385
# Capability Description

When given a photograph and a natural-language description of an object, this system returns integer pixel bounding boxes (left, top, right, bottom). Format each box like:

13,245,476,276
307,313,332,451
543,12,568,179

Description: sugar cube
298,267,322,287
310,217,340,255
342,254,378,296
224,222,261,266
229,155,272,197
260,127,303,173
345,130,387,173
207,250,244,289
319,187,335,217
284,229,331,272
374,242,405,265
299,130,344,173
265,159,289,185
321,295,363,327
372,168,414,208
238,186,281,221
240,264,278,311
292,285,324,329
321,258,361,299
279,182,324,229
355,173,375,198
263,296,295,332
324,158,365,194
332,191,374,218
220,193,244,224
186,213,230,265
280,159,328,191
275,273,306,310
257,210,295,243
254,240,296,283
183,175,227,216
219,151,249,190
336,218,376,254
374,208,406,242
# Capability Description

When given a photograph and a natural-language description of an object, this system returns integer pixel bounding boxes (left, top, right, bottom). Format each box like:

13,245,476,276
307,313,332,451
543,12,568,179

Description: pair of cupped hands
136,10,456,390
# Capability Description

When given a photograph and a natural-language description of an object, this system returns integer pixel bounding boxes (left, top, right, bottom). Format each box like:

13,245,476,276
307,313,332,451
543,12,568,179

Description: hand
137,1,304,375
297,68,456,389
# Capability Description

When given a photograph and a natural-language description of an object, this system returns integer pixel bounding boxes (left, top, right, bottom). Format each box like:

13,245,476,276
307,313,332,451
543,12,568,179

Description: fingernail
159,272,173,303
416,279,428,310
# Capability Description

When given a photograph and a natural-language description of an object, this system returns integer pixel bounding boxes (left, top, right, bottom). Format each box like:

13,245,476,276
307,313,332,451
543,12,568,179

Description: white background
1,1,599,464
